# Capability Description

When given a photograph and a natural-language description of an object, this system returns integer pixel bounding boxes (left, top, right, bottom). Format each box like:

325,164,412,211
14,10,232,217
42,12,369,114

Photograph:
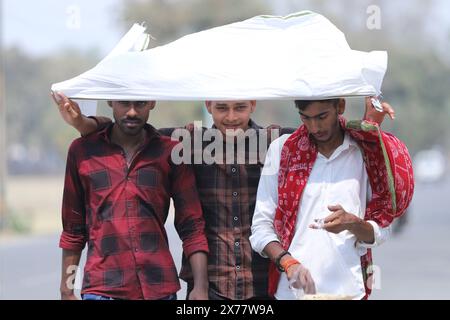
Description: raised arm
51,91,110,135
363,96,395,124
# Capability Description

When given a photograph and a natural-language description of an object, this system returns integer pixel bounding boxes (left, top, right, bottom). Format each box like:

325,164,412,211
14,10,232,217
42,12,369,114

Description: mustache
122,117,142,122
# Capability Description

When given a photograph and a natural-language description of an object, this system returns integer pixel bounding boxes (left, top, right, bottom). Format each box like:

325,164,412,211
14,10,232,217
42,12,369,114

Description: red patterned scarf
268,117,414,297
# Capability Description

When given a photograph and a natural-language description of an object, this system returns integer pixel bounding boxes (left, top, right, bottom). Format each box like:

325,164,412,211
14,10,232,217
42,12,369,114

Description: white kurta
250,133,390,300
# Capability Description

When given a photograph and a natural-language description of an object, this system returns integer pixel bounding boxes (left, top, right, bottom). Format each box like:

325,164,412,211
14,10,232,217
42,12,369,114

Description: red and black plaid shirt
59,123,208,300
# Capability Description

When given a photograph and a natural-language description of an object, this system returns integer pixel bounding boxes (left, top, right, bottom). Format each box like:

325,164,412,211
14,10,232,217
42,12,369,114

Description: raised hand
51,91,83,128
363,96,395,125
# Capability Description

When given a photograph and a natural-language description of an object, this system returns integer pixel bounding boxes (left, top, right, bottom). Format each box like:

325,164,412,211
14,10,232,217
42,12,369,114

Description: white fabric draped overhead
51,11,387,103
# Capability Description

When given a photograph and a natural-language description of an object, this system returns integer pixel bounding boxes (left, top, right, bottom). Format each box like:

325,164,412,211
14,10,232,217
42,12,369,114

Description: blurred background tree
119,0,268,46
1,0,449,297
2,0,450,175
4,47,100,173
287,0,450,153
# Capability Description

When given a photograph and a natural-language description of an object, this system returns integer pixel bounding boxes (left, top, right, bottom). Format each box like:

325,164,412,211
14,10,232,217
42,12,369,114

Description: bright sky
2,0,123,57
2,0,449,58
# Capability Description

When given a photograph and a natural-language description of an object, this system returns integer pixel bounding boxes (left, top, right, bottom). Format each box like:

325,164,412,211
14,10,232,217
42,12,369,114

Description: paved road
0,234,61,299
0,217,184,300
370,175,450,299
1,176,449,300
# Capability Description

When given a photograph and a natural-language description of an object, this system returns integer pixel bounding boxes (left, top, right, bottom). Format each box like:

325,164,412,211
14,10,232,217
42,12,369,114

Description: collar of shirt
317,132,358,162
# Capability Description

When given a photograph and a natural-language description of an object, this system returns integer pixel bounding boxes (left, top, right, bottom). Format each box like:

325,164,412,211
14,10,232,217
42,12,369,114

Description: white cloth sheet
52,11,387,102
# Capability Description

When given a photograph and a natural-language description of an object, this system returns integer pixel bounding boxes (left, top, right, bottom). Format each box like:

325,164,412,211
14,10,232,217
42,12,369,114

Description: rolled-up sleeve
59,144,87,252
250,135,290,256
356,220,391,251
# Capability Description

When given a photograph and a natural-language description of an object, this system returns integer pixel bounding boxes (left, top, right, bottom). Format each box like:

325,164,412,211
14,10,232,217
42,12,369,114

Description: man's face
205,100,256,136
299,100,344,143
109,101,155,136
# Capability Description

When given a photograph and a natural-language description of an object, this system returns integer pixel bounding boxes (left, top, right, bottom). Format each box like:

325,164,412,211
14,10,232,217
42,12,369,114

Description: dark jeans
82,294,115,300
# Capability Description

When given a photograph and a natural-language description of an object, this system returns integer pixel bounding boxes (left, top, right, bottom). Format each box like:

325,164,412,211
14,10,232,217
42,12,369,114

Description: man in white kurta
250,98,392,299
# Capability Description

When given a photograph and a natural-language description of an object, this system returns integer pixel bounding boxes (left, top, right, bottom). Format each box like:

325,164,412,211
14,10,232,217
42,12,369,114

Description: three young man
54,93,411,300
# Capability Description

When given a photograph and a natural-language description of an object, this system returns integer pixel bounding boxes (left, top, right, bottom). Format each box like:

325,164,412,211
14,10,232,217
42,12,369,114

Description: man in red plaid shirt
53,93,209,300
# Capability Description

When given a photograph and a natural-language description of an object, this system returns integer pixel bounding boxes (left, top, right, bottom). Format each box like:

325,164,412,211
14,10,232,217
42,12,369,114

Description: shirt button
134,248,138,252
235,242,240,247
233,191,238,197
236,265,241,270
231,167,237,173
233,216,238,221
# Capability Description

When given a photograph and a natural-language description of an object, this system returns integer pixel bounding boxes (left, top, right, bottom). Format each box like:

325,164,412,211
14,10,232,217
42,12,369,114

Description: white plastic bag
52,11,387,102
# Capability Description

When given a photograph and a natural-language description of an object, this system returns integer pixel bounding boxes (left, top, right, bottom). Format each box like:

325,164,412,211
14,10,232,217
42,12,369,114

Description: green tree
273,0,450,153
4,47,100,171
118,0,268,46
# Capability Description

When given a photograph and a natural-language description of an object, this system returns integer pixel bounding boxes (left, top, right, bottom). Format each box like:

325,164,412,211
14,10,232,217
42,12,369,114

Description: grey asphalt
1,177,449,300
370,175,450,299
0,218,184,300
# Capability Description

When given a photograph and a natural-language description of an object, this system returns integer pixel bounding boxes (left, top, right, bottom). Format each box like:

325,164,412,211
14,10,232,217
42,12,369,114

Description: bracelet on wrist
280,258,300,273
274,250,290,272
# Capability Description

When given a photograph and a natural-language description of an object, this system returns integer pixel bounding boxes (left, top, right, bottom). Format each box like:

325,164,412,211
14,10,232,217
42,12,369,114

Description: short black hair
294,99,340,111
